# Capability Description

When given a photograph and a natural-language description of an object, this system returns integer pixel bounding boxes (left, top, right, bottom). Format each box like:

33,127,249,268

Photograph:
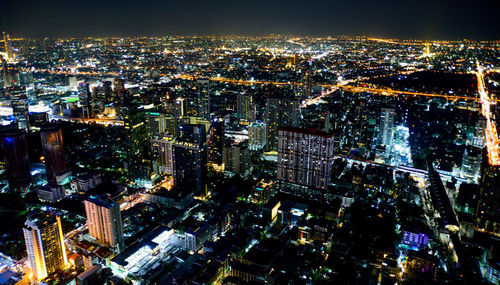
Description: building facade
277,127,335,192
265,98,299,150
151,135,175,175
379,107,395,146
0,128,31,191
40,125,67,184
84,195,124,252
173,124,207,192
248,122,266,150
23,212,68,280
237,93,256,122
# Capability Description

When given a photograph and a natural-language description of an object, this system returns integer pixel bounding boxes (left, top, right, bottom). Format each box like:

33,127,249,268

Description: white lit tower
23,212,68,281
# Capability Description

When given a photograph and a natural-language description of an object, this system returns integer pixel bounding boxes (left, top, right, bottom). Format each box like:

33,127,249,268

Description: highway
178,71,499,103
476,61,500,166
33,66,496,103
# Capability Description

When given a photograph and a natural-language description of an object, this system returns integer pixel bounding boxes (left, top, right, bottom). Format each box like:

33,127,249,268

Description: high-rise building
23,212,68,280
2,32,15,61
146,112,162,138
207,118,224,167
172,124,207,192
123,104,150,181
277,127,335,193
460,146,482,181
1,55,10,88
264,98,299,150
173,97,186,136
475,156,500,236
473,118,486,147
67,76,78,89
9,86,29,130
151,135,175,175
303,67,313,97
223,140,250,177
0,128,31,191
379,107,395,146
84,195,124,252
102,80,113,104
40,125,67,184
248,122,266,150
237,93,256,122
78,82,93,118
197,79,210,119
146,112,172,138
113,78,126,98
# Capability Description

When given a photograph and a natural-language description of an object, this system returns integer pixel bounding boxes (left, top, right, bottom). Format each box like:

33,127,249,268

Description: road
476,61,500,166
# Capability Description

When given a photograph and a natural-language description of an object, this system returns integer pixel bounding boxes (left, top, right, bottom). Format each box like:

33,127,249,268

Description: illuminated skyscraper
123,104,150,181
173,97,186,136
0,128,31,191
173,124,207,192
461,146,482,181
23,212,68,280
84,195,124,252
265,98,299,150
40,125,67,184
207,118,224,167
151,135,175,175
223,140,250,177
146,112,172,138
1,55,8,88
78,82,93,118
277,127,335,194
102,80,113,104
303,67,313,97
237,93,256,122
197,79,210,119
248,122,266,150
113,78,126,98
379,107,395,146
2,32,15,61
9,86,29,130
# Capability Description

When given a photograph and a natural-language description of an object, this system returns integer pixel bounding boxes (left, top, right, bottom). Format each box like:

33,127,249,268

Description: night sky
1,0,500,39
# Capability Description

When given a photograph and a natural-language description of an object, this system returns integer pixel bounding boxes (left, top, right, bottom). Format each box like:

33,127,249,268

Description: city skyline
1,0,500,39
0,3,500,283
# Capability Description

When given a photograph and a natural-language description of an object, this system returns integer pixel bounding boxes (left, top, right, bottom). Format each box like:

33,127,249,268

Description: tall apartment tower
207,118,224,167
223,140,250,177
84,195,124,252
151,135,175,175
277,127,335,193
0,128,31,191
264,98,299,150
40,125,67,184
197,79,210,119
237,93,256,122
9,86,29,130
23,212,68,281
248,122,266,150
379,107,395,146
113,78,126,98
172,124,207,192
2,32,15,60
78,82,93,118
173,97,186,136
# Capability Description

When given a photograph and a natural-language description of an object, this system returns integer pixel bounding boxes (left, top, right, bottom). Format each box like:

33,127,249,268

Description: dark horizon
1,0,500,40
